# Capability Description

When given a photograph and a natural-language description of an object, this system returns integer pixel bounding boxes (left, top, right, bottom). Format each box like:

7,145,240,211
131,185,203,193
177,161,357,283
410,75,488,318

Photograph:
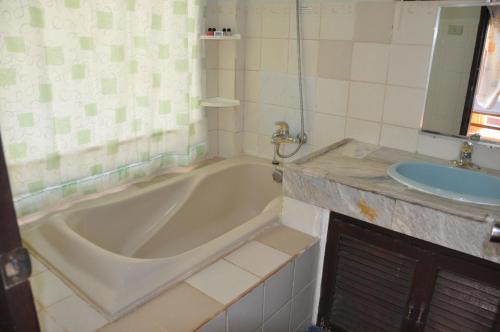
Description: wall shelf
200,97,240,108
200,34,241,40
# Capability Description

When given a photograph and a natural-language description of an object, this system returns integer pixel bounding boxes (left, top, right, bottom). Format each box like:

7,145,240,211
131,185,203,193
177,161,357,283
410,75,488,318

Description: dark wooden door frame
0,133,39,331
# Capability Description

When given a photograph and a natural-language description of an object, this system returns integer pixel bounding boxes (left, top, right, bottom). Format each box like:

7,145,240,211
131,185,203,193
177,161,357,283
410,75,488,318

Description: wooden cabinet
318,212,500,332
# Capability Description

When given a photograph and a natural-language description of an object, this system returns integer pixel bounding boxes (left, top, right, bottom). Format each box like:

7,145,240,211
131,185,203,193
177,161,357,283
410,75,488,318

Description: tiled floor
29,225,319,332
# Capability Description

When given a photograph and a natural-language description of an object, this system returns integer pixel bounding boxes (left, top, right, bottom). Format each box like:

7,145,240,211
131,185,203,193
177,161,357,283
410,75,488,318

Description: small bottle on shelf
226,28,232,36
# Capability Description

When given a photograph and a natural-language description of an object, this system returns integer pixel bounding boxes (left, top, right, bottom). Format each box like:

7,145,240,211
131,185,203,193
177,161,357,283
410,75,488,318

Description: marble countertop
285,139,500,223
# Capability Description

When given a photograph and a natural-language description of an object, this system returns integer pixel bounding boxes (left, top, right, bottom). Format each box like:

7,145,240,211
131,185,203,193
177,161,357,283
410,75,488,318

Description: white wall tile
219,42,237,70
293,243,319,296
244,102,259,133
289,1,320,40
320,3,354,41
291,281,315,331
258,104,288,136
199,312,227,332
308,112,345,148
187,260,259,305
257,134,274,159
243,132,258,155
348,82,385,122
219,108,242,132
246,3,262,38
207,110,218,131
264,262,293,320
316,78,349,116
246,38,261,71
388,45,431,88
260,73,288,106
219,70,236,99
225,241,290,278
261,39,289,73
245,71,261,102
288,40,318,76
345,118,381,145
262,3,290,39
219,131,242,158
263,301,291,332
417,133,462,161
227,285,264,332
383,86,425,128
380,124,419,152
351,43,390,84
208,130,218,157
282,197,329,237
392,2,439,46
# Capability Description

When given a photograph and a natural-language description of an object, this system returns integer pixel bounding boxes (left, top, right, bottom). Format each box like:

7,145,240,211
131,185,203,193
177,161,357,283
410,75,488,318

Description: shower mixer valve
270,121,307,145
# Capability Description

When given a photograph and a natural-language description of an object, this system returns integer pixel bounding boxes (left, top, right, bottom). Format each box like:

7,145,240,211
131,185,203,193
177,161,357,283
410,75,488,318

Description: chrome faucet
270,121,307,183
451,134,481,170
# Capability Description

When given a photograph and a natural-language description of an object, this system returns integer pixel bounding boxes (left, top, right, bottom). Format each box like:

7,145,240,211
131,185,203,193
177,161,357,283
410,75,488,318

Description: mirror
423,4,500,144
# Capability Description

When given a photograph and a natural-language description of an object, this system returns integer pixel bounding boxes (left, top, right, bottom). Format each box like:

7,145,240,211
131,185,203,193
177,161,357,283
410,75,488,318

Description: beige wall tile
243,132,258,155
351,43,390,84
219,42,236,70
383,86,425,128
320,3,355,41
261,38,289,72
354,2,395,43
255,225,316,256
387,44,431,88
289,1,320,40
246,3,262,38
380,124,419,152
121,283,223,332
348,82,385,122
219,108,242,132
246,38,261,70
219,70,235,99
316,78,349,116
317,40,353,80
205,42,219,70
288,39,318,76
262,3,290,39
345,118,381,145
206,70,219,98
244,70,260,102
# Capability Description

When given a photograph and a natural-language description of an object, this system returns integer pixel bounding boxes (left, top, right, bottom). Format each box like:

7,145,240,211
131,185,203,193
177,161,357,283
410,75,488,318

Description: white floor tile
225,241,291,277
30,271,74,307
263,301,291,332
187,260,259,305
227,285,264,332
264,262,293,320
46,296,107,332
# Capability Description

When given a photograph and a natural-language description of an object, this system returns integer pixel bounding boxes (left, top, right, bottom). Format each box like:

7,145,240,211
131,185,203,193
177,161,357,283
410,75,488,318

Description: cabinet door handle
406,304,414,320
416,304,426,325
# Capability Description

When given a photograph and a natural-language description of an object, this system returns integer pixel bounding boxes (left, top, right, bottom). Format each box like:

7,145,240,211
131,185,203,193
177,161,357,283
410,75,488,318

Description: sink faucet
451,134,481,170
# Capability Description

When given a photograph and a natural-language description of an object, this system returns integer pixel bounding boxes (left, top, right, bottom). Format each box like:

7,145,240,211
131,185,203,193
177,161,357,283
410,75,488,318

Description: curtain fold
474,7,500,115
0,0,207,217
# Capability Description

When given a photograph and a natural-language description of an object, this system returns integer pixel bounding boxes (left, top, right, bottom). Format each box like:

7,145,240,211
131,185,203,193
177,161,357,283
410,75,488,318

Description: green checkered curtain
0,0,207,217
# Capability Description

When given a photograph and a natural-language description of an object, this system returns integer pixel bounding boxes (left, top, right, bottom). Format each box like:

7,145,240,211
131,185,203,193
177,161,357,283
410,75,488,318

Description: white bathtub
22,156,282,318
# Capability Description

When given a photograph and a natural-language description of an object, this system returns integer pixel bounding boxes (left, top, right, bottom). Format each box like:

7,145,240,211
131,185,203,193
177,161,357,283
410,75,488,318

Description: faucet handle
274,121,289,135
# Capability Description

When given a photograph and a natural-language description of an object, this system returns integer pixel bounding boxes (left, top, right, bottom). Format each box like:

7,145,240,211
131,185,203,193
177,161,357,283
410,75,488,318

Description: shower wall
205,0,500,169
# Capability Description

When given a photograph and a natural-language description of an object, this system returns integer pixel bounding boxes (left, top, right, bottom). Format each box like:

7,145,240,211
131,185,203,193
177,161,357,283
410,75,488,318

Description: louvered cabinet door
319,213,424,332
419,245,500,332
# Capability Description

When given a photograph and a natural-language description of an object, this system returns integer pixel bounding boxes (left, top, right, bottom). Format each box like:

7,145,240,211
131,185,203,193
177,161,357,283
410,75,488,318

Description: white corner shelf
200,97,240,108
200,34,241,40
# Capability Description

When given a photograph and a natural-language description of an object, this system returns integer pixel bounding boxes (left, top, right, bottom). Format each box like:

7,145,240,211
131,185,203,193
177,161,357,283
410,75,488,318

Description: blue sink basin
387,162,500,206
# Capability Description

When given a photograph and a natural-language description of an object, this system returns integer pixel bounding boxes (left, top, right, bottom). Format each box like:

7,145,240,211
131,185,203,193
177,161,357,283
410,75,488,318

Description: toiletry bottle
222,28,227,36
227,28,232,36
